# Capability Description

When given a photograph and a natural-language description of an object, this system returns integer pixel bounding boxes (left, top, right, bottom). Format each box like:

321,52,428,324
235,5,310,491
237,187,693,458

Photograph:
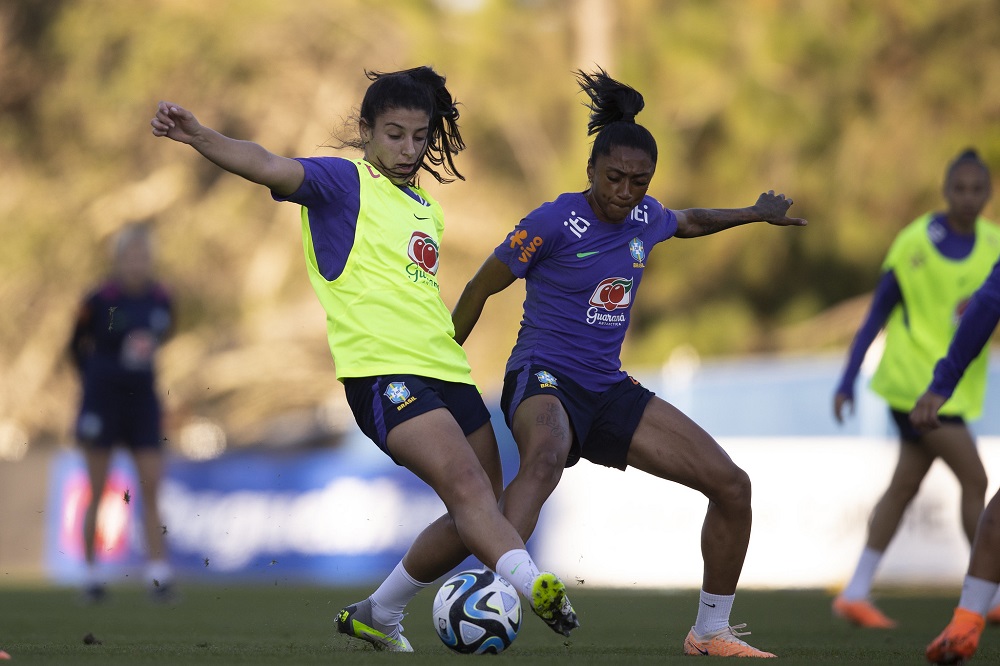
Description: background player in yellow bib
151,66,576,652
833,149,1000,627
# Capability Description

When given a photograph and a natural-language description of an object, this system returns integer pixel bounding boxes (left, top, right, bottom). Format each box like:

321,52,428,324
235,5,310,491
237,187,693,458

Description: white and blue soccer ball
432,568,522,654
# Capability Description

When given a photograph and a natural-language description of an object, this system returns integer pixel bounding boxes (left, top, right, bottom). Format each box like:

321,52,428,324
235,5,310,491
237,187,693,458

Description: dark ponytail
575,67,657,165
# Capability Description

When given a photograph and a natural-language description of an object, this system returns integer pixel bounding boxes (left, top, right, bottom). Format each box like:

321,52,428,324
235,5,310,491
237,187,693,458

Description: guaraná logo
588,277,634,311
407,231,439,275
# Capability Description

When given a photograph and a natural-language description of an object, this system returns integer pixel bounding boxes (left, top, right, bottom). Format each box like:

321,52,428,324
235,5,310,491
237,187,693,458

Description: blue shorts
501,365,654,470
76,383,162,450
891,408,964,442
343,375,492,464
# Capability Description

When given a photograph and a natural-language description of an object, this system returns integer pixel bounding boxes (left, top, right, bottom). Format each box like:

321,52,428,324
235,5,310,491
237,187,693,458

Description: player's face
944,162,992,229
117,239,153,290
585,146,655,224
361,107,430,186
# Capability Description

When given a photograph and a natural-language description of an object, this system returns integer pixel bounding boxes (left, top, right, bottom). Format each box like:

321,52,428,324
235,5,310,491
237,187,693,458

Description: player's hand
909,391,947,431
754,190,807,227
833,392,853,424
150,101,202,144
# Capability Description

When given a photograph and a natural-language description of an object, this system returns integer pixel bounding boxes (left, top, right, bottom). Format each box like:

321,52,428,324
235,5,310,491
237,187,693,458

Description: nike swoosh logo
510,563,522,575
413,214,429,220
702,602,716,608
576,251,599,258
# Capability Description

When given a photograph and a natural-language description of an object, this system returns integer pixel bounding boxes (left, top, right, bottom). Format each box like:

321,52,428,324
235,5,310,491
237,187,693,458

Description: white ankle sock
495,549,541,598
146,559,173,586
842,547,883,600
370,561,430,626
958,575,999,616
694,590,735,635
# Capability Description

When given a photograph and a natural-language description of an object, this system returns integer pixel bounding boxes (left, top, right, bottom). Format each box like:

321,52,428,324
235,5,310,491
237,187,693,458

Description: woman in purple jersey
832,149,999,629
450,68,805,658
912,259,1000,665
70,223,175,602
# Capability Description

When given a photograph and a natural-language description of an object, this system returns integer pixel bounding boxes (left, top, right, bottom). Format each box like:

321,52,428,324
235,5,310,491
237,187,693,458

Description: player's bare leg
134,447,174,600
81,447,112,602
627,398,773,658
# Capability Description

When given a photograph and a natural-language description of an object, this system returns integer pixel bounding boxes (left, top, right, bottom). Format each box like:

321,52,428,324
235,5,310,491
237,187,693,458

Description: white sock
495,549,542,599
958,575,999,616
694,590,735,636
842,547,883,600
84,562,102,587
370,561,430,627
991,585,1000,611
146,559,173,586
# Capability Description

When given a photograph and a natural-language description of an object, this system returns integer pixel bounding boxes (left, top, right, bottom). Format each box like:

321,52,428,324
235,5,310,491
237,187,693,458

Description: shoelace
728,623,752,640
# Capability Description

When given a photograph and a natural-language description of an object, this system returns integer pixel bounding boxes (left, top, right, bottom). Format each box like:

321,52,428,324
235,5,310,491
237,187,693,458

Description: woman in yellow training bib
832,149,1000,627
151,66,576,652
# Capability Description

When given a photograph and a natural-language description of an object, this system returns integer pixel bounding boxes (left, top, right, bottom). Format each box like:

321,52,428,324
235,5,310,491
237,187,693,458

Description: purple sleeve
271,157,359,206
929,262,1000,397
493,206,557,279
836,270,902,397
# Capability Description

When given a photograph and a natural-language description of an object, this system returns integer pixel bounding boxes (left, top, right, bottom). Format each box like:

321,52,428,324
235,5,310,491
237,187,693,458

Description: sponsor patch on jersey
589,277,633,311
535,371,558,388
509,229,544,263
407,231,440,275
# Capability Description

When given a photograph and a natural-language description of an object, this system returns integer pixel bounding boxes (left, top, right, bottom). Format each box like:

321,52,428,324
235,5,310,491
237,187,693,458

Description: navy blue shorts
891,408,965,442
501,365,654,470
343,375,492,464
76,383,162,450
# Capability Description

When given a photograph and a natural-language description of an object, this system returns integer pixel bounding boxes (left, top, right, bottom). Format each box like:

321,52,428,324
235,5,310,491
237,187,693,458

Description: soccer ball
432,568,522,654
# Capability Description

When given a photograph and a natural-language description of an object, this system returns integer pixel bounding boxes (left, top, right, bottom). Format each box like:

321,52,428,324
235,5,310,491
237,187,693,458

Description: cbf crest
629,237,645,267
384,381,411,404
535,371,558,388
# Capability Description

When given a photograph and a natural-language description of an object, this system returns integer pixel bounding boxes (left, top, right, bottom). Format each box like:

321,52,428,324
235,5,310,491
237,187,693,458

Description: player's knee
963,467,988,497
439,462,493,506
521,441,568,487
713,466,752,509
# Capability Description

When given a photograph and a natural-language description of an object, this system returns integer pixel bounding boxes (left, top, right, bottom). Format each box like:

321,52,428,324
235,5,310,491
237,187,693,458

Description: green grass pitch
1,583,997,664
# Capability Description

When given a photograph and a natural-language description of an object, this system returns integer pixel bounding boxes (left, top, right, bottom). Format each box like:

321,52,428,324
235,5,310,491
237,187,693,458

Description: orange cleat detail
986,603,1000,625
683,624,776,658
926,607,985,665
832,595,897,628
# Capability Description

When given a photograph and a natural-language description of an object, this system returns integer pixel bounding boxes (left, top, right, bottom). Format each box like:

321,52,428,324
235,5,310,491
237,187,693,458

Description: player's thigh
465,421,504,499
388,408,494,505
510,394,574,465
625,396,742,494
885,438,935,492
922,423,986,486
82,447,114,501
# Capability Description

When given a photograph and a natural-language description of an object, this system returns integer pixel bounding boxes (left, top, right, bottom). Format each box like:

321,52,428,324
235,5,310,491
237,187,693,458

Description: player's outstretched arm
452,256,517,345
150,101,304,197
673,190,807,238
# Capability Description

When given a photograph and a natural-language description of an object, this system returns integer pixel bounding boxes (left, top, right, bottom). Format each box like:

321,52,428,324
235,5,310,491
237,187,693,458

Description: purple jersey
495,192,677,391
70,279,173,388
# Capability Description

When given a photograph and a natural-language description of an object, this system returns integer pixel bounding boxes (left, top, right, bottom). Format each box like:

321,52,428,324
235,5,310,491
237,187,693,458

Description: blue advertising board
46,411,524,586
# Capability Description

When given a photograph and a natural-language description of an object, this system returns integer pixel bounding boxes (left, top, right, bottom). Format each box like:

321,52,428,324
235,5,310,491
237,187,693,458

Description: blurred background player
446,68,805,658
832,149,1000,627
911,257,1000,664
150,66,576,652
69,222,175,601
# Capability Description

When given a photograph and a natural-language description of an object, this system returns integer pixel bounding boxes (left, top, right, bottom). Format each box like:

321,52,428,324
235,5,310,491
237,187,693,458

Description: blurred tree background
1,0,999,453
